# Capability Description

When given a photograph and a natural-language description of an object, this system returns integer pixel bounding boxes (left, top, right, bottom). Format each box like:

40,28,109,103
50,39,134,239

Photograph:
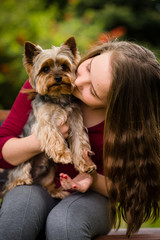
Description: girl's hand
60,172,93,193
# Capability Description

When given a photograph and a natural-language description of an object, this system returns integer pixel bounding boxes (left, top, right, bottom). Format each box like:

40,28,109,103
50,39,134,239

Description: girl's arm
0,79,41,167
2,121,69,166
2,134,41,166
91,171,108,197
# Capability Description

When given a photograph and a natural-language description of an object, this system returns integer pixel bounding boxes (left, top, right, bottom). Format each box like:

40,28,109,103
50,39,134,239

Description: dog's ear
63,37,77,57
23,41,42,75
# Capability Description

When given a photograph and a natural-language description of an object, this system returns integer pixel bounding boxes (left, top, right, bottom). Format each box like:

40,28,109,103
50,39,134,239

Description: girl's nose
75,73,88,88
74,76,81,87
75,76,84,90
75,61,89,87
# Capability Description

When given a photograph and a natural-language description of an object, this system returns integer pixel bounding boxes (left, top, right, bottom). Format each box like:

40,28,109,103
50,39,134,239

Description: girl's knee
0,185,57,240
46,192,110,240
1,185,58,226
2,185,49,212
46,209,86,240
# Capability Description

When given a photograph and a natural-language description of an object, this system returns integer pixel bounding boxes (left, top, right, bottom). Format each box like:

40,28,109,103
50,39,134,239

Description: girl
0,40,160,239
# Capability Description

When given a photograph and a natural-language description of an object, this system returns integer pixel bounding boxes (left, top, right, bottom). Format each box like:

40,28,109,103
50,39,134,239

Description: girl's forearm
91,172,108,197
2,134,41,166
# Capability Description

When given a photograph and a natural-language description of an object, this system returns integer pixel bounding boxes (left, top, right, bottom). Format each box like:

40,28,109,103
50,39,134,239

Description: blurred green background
1,0,160,110
0,0,160,228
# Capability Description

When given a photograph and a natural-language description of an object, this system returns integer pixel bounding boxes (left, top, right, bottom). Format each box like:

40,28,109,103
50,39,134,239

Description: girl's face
73,52,112,109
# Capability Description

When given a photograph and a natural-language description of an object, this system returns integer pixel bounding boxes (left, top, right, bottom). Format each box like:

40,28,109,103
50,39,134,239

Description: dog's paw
73,154,97,173
53,149,72,164
14,177,33,186
51,190,70,199
4,178,33,194
4,183,16,193
61,149,72,164
85,164,97,174
78,163,97,174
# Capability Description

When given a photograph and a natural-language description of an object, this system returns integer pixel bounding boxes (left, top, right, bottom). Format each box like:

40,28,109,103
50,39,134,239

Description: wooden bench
0,109,10,123
93,228,160,240
0,109,160,239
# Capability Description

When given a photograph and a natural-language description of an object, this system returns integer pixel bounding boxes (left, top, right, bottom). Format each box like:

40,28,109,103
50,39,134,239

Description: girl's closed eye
90,83,102,100
90,86,96,97
90,84,100,99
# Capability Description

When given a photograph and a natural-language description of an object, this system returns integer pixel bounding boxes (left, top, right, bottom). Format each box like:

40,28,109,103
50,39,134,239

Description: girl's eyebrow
87,57,93,72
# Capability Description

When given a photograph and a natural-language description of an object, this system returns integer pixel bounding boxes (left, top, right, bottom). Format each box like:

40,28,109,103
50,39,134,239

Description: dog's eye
61,64,69,71
41,66,50,73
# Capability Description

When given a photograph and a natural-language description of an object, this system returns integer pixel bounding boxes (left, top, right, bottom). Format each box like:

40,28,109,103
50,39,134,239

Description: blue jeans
0,185,110,240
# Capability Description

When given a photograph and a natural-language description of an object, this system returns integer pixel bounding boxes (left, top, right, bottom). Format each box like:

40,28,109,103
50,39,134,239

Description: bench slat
0,110,10,122
94,228,160,240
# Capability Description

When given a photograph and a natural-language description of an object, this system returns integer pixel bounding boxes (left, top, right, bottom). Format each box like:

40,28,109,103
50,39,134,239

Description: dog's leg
67,104,97,173
35,161,70,199
32,103,72,164
4,162,33,194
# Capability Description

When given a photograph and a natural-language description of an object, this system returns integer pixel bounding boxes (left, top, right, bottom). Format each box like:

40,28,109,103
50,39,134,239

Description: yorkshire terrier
4,37,96,198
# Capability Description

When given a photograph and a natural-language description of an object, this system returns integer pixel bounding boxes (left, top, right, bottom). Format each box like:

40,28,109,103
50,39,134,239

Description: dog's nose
54,76,62,83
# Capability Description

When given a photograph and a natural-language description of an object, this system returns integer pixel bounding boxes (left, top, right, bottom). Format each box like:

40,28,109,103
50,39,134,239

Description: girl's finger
60,173,72,183
60,179,71,190
60,174,77,190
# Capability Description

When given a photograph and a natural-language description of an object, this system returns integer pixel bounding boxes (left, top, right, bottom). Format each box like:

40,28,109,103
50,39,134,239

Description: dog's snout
54,76,62,83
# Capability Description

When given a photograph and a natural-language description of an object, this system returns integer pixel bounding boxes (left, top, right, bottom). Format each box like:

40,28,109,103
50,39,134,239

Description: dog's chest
20,94,74,137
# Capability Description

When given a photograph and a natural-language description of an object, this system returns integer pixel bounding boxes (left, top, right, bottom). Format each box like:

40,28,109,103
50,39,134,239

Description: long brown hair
81,41,160,236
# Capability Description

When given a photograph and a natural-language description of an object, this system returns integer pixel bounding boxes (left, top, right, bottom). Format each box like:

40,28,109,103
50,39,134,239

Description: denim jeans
0,185,110,240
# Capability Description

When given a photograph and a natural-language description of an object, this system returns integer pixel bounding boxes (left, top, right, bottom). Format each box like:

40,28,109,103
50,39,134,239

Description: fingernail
73,185,77,189
64,175,67,179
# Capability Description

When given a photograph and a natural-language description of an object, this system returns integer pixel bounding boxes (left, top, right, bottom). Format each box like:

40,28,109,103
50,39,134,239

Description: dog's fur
4,37,96,198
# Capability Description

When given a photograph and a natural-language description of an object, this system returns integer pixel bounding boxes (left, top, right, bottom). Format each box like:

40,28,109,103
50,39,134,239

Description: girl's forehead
91,52,112,103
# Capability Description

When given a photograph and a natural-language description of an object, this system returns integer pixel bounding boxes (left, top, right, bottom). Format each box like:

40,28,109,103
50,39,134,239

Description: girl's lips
75,87,81,96
72,86,80,97
75,85,80,92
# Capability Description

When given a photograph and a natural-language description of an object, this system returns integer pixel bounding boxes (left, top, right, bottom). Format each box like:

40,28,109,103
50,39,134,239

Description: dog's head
30,153,56,186
23,37,80,97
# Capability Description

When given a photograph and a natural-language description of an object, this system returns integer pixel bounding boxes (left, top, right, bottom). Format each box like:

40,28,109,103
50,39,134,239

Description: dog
4,37,96,198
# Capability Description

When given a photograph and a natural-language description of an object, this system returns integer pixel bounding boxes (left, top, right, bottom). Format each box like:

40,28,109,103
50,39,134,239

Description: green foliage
120,217,160,228
0,0,160,229
0,0,160,109
0,0,61,108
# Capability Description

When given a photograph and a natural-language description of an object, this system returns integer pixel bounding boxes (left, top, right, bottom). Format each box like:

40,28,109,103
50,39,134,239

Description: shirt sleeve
0,79,33,168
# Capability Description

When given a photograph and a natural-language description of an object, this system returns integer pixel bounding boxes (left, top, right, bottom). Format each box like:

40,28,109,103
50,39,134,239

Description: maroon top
0,79,104,186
